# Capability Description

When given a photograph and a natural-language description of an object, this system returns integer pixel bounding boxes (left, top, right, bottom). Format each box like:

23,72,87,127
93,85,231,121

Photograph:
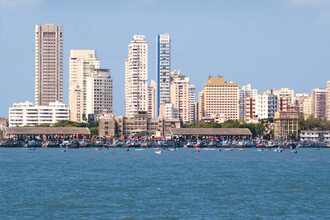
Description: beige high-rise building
35,24,63,106
311,88,326,119
170,70,195,124
125,35,148,118
147,80,156,119
295,93,309,113
326,81,330,121
203,76,239,120
69,50,100,122
303,97,312,119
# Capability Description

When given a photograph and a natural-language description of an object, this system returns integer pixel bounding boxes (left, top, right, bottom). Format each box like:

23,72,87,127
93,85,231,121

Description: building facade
203,76,239,120
86,69,113,120
274,111,299,140
157,34,171,117
147,80,156,119
326,81,330,121
35,24,63,106
299,130,330,142
239,84,258,120
98,111,181,137
9,101,69,127
69,50,100,122
125,35,148,118
311,88,326,119
170,70,195,124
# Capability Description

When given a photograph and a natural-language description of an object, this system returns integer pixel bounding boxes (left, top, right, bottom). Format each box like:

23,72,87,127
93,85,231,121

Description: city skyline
1,0,330,117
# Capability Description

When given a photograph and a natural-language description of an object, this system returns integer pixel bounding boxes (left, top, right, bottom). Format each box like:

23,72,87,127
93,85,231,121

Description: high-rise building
245,93,278,121
197,91,205,121
311,88,326,119
35,24,63,106
203,76,239,120
239,84,258,120
326,81,330,121
303,97,312,119
157,34,171,117
266,88,295,104
125,35,148,118
295,93,309,113
86,69,113,120
147,80,156,119
69,50,100,122
9,101,69,127
170,70,195,124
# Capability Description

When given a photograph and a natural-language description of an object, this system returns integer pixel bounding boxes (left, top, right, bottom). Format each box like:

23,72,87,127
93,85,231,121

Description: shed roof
169,128,252,136
4,127,91,135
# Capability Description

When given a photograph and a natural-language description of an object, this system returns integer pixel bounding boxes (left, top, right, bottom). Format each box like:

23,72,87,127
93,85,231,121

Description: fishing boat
135,148,145,151
155,150,162,154
257,148,263,152
291,150,297,154
168,148,176,152
224,148,233,151
93,148,102,151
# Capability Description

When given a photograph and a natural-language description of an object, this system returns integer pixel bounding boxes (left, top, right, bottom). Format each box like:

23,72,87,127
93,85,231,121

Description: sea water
0,148,329,219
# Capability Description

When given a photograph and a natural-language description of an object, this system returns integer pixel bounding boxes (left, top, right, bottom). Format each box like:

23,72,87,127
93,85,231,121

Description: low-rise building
98,111,181,137
299,130,330,142
9,101,69,127
274,111,299,140
0,117,8,136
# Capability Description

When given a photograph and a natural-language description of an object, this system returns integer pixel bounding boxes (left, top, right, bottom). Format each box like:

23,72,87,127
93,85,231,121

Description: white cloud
0,0,43,9
288,0,330,7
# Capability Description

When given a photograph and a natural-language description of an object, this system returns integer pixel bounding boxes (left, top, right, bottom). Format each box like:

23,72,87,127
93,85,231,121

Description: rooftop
169,128,252,136
4,127,91,135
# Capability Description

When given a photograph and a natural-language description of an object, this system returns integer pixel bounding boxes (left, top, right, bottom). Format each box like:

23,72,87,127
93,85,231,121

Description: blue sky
0,0,330,117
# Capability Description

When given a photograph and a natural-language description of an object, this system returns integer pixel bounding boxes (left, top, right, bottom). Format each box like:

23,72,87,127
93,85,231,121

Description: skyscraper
69,50,100,122
125,35,148,118
157,34,171,117
86,69,113,119
35,24,63,106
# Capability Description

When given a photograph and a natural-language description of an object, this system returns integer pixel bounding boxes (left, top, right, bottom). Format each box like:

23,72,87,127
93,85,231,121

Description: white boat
274,148,283,152
224,148,233,151
155,150,162,154
168,148,176,152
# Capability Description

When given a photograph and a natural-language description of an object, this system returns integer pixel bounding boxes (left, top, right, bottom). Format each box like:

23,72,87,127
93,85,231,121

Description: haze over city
1,0,330,117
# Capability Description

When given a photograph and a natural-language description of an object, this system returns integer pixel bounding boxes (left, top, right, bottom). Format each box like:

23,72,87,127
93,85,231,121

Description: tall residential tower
69,50,100,122
157,34,171,117
35,24,63,106
125,35,148,118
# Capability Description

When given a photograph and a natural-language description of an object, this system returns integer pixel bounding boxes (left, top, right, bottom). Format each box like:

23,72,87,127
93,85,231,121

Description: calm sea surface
0,148,329,219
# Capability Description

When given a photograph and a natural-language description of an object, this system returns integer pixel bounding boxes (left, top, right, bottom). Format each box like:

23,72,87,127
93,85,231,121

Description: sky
0,0,330,117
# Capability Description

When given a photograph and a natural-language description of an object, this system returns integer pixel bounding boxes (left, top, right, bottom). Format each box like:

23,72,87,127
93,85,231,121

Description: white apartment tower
157,34,171,117
86,69,113,119
69,50,100,122
125,35,148,118
239,84,258,120
311,88,326,119
35,24,63,106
